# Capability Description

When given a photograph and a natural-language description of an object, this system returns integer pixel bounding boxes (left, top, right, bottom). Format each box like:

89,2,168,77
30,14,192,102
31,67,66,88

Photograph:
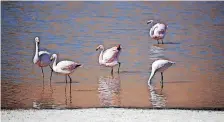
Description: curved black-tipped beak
75,64,82,68
117,44,121,51
96,48,98,51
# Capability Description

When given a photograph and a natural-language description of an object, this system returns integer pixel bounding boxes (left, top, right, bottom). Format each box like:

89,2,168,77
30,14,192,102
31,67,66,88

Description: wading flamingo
50,54,82,83
33,37,53,81
148,59,175,88
147,20,168,44
96,44,122,74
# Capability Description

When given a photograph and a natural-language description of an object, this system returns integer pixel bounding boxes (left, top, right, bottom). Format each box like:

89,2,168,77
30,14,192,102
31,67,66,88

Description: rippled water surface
2,1,224,109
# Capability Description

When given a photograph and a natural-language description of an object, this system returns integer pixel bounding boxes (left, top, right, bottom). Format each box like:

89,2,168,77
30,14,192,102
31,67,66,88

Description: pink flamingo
50,54,82,83
147,20,168,44
96,44,122,74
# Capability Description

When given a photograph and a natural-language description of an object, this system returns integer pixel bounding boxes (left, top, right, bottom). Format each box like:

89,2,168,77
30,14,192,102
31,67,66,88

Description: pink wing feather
61,63,82,71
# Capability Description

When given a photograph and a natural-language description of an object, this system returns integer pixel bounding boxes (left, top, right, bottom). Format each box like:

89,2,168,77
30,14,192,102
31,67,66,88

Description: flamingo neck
52,55,57,71
33,42,39,64
148,69,156,85
149,28,154,37
149,24,157,37
99,49,104,64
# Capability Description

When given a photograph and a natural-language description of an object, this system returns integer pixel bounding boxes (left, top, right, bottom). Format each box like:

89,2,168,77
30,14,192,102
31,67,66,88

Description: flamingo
96,44,122,74
147,20,168,44
148,59,175,88
50,54,82,83
33,37,53,81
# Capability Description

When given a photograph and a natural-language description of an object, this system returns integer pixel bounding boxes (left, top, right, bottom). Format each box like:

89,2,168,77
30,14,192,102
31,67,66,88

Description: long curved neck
99,49,104,63
33,42,39,63
52,55,57,70
150,28,154,37
150,24,157,37
148,68,156,85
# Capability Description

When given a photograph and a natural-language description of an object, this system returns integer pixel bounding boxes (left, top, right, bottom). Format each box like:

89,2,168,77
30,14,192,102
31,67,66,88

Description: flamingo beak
77,64,83,68
50,57,53,61
96,48,98,51
117,44,121,51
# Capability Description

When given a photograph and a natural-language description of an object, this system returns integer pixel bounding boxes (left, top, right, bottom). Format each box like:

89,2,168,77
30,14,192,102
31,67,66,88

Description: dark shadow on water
73,89,97,92
54,81,80,84
163,42,180,45
152,42,180,48
164,80,193,83
117,70,144,74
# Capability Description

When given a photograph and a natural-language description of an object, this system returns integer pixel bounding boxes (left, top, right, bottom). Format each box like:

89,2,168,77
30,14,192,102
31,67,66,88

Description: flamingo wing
103,47,120,63
57,61,81,71
39,51,50,56
157,24,167,34
38,51,51,66
150,23,167,38
154,60,174,71
150,24,159,37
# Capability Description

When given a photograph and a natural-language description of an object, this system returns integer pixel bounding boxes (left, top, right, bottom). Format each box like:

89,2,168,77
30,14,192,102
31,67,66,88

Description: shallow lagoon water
1,1,224,109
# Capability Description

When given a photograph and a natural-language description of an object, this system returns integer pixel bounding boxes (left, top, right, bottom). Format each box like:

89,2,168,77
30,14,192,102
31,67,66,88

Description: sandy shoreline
2,108,224,122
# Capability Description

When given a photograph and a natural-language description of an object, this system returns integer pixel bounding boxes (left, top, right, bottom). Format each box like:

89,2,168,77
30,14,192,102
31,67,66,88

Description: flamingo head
166,25,168,30
35,37,40,45
117,44,122,51
147,20,154,24
170,61,176,65
50,54,57,61
96,45,104,51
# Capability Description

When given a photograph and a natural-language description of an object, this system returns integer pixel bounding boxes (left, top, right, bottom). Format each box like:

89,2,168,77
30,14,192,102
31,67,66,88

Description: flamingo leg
157,40,160,44
161,72,164,89
161,39,164,44
41,67,44,79
65,82,67,105
65,75,67,83
49,66,53,82
69,78,72,104
111,67,114,75
118,62,121,73
68,75,72,83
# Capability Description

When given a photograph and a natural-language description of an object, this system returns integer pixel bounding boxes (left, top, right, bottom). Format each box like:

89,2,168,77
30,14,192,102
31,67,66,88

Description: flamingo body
147,20,168,44
148,59,175,88
36,51,51,67
53,60,81,74
96,44,122,74
51,54,82,83
33,37,52,81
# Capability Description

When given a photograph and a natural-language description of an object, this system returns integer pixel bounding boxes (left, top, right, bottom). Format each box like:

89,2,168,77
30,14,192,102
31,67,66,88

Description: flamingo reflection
33,82,54,109
64,81,72,106
98,74,121,107
148,85,166,108
149,45,165,60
